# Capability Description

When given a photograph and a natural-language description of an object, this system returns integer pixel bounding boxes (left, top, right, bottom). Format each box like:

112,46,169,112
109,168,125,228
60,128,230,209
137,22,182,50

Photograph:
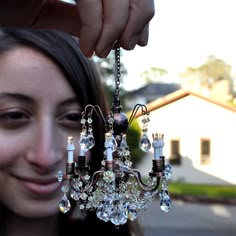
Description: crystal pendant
71,190,81,200
159,190,172,212
128,205,138,221
87,134,95,149
79,133,95,151
57,170,63,182
59,195,71,213
139,133,151,152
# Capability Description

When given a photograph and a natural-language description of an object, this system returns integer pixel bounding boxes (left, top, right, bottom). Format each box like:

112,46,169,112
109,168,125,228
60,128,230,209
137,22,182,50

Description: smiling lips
16,176,62,196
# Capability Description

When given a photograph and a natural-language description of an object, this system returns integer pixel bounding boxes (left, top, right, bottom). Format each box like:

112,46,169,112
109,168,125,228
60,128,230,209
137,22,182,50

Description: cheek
0,131,30,167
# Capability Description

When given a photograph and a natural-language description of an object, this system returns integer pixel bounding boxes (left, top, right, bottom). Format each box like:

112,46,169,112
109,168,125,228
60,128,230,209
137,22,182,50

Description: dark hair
0,28,134,235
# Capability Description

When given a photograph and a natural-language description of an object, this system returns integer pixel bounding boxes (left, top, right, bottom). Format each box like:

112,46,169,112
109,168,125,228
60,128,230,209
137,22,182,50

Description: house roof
134,89,236,117
127,83,181,97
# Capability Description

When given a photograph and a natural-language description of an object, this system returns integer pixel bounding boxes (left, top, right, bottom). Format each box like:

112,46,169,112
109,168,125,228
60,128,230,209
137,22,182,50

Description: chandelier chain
115,47,121,99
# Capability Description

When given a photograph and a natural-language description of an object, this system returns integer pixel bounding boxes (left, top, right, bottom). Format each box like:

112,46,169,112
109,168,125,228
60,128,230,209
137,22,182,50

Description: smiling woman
0,28,142,236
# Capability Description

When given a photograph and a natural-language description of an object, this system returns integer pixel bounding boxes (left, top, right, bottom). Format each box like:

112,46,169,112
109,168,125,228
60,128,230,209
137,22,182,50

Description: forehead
0,46,75,98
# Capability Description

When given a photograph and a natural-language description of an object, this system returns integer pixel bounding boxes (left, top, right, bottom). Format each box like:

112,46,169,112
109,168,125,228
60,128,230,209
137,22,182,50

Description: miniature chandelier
57,48,173,226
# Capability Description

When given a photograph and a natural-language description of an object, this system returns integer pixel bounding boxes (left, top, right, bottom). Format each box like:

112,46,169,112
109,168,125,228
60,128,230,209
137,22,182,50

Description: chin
9,197,61,219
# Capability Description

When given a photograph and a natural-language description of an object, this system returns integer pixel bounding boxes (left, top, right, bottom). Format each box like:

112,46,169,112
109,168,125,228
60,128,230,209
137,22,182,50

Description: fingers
78,0,130,58
77,0,103,57
137,24,150,47
95,0,130,57
77,0,155,58
119,0,155,50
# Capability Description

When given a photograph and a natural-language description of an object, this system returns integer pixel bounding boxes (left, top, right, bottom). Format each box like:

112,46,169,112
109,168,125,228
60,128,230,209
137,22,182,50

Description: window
200,138,211,164
170,139,181,165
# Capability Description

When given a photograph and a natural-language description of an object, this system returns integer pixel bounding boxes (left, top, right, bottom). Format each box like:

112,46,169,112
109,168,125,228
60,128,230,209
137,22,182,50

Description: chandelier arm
67,170,104,192
128,104,149,126
125,169,161,192
83,104,95,114
128,104,141,125
82,104,107,124
130,169,155,188
93,105,107,124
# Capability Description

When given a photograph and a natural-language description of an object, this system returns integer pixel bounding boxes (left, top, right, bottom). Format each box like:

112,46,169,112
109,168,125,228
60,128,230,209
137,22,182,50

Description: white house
135,89,236,185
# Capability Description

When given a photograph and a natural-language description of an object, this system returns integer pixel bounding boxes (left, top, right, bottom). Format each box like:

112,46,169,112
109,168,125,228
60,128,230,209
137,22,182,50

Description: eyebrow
0,92,80,108
58,97,81,108
0,92,35,104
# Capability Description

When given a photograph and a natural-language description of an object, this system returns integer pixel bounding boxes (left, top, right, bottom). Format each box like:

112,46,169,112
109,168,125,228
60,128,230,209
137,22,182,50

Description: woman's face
0,46,81,218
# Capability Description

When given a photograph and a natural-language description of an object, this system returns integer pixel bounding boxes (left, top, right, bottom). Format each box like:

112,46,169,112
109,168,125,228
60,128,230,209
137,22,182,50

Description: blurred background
95,0,236,235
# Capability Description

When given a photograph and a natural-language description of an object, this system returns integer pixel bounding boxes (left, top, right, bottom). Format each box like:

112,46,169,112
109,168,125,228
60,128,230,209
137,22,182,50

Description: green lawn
168,181,236,199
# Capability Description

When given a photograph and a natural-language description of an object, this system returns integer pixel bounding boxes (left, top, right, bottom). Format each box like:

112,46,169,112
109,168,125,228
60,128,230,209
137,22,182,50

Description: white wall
136,95,236,185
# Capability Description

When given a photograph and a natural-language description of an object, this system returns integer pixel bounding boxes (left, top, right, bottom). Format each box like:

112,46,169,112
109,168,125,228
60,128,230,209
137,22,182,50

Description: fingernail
100,48,111,58
128,35,139,50
86,49,94,58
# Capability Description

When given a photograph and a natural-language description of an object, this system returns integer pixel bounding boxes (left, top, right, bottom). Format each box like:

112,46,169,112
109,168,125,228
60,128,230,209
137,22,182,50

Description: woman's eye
0,111,30,128
65,113,81,122
58,112,81,128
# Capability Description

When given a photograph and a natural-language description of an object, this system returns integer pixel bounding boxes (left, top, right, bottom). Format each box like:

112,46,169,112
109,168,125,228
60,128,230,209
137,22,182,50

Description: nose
26,118,65,174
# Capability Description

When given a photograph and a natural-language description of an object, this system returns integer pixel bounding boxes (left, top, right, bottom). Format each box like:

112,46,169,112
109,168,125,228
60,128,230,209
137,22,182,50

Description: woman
0,28,143,236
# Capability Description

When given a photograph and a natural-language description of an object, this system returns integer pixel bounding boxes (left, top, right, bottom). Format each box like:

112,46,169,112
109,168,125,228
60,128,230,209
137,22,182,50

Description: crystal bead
57,170,63,182
71,190,80,200
124,160,132,167
139,134,151,152
80,192,88,200
120,136,128,149
111,205,128,226
80,118,86,124
162,180,168,190
111,135,118,152
88,196,94,202
86,203,92,209
96,205,111,222
72,181,82,191
107,116,114,124
59,196,71,213
84,175,90,181
142,117,150,124
120,163,129,171
61,185,69,193
103,171,115,183
87,117,93,124
101,160,106,167
128,209,138,221
164,164,173,181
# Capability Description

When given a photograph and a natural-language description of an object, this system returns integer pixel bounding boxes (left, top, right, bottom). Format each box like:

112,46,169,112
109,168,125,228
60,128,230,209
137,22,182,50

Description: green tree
181,55,232,89
126,119,144,167
140,67,168,83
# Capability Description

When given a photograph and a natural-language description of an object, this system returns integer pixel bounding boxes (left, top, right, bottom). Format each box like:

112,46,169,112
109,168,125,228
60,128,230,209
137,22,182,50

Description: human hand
0,0,155,58
77,0,155,58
